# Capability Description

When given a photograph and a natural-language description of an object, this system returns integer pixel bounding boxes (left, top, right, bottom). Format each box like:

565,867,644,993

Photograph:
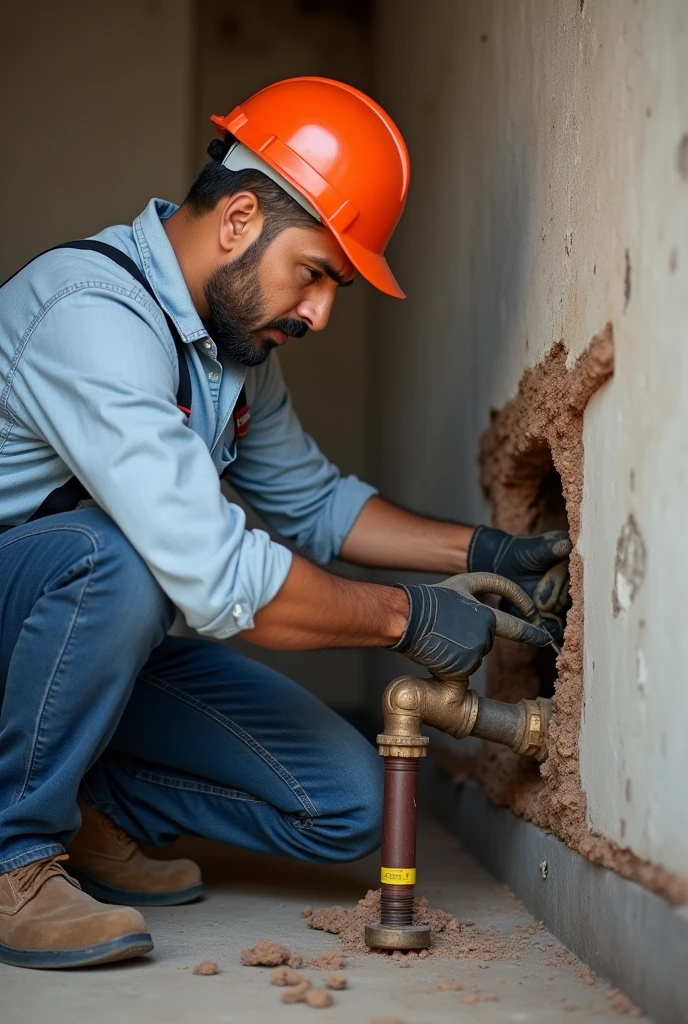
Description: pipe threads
380,884,415,926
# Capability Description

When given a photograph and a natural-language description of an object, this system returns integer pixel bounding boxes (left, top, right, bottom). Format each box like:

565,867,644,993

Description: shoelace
14,853,80,895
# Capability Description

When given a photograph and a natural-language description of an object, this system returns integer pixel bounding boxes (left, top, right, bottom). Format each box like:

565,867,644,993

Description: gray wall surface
370,0,688,878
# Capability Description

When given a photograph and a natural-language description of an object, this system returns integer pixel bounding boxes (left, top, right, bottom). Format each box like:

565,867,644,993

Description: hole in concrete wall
474,331,616,851
529,456,569,699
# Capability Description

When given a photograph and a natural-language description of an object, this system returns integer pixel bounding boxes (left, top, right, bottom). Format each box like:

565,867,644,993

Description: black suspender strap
1,240,192,521
53,241,192,416
1,240,192,416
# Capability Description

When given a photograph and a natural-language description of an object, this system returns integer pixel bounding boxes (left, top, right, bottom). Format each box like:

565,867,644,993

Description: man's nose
295,291,336,332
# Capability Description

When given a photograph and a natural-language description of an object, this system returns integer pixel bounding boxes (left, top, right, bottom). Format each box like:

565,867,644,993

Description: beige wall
0,0,194,280
371,0,688,878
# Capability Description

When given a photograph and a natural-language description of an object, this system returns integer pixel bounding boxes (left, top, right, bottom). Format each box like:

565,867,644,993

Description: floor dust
460,990,499,1004
308,888,512,961
474,325,688,905
192,960,218,976
240,938,302,968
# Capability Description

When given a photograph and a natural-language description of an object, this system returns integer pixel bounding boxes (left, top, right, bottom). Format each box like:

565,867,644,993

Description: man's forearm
243,552,410,650
339,495,473,574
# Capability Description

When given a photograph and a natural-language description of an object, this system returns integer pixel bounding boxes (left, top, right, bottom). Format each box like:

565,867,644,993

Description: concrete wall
371,0,688,880
0,0,194,281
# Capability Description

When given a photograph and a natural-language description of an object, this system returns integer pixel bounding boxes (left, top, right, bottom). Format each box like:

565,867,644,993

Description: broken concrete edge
422,766,688,1024
475,326,687,907
476,326,615,863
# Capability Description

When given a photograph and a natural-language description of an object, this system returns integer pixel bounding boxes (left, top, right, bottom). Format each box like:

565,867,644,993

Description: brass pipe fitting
376,675,551,763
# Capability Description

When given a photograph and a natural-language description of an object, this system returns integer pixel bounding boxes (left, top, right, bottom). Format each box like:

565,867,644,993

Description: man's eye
304,266,321,282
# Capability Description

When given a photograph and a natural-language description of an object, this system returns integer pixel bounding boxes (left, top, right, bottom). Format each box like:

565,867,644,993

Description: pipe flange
376,733,429,758
365,922,431,950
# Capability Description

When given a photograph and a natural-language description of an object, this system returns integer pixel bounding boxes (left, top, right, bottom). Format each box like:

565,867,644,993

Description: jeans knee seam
121,762,266,803
137,671,320,818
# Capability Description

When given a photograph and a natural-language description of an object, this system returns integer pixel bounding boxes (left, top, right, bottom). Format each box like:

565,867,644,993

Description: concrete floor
0,816,649,1023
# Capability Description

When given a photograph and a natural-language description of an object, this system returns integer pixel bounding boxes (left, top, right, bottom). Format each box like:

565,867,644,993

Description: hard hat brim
334,231,405,299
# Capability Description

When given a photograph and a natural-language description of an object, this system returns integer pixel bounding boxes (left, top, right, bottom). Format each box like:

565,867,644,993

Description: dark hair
183,133,319,247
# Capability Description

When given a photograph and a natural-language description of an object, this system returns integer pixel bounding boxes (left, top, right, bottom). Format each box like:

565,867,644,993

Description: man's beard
203,241,308,367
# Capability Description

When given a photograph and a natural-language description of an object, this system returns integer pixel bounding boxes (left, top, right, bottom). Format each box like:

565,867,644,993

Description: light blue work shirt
0,199,376,638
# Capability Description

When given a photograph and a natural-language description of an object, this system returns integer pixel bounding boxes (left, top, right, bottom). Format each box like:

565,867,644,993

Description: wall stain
677,132,688,181
612,513,647,617
623,249,632,310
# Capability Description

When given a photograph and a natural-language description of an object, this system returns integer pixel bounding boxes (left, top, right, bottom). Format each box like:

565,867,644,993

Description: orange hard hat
211,77,410,298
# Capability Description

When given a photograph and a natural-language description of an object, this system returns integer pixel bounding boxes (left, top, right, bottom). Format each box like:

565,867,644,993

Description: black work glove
392,575,551,681
467,527,572,643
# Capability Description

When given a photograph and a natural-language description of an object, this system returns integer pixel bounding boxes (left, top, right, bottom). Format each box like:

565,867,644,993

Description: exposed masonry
474,324,687,905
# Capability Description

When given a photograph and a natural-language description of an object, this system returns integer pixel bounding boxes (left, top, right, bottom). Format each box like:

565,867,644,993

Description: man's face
204,224,355,366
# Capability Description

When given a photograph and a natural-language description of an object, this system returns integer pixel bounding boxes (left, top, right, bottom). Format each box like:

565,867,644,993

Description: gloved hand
392,574,552,681
467,526,572,642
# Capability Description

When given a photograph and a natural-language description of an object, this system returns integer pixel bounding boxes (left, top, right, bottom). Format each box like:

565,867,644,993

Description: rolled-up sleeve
227,355,377,564
10,288,292,638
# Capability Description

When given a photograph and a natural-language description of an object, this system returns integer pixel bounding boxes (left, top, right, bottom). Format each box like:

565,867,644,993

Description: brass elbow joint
376,675,479,759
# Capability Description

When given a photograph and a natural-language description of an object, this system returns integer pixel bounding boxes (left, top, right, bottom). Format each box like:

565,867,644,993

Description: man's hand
392,574,552,681
467,526,572,642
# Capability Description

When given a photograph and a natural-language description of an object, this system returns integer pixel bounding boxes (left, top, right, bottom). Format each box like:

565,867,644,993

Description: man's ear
218,192,264,254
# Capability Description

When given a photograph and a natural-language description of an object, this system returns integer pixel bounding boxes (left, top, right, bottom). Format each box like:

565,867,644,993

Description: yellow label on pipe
380,867,416,885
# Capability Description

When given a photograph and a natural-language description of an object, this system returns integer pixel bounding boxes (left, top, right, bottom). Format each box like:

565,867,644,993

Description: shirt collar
132,198,208,344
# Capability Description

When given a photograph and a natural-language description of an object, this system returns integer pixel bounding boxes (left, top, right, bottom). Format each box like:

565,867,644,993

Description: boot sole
69,868,204,907
0,932,154,969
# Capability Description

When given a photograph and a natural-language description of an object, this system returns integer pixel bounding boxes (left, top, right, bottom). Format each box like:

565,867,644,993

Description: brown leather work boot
0,854,152,968
66,798,203,906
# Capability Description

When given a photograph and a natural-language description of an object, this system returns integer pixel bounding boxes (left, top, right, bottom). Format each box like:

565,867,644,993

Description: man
0,77,569,969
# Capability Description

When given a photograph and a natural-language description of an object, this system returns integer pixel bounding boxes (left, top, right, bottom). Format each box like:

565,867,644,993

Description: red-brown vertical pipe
379,757,419,927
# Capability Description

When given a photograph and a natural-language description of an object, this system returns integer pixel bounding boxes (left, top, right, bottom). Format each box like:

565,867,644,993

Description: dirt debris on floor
304,988,333,1008
307,949,345,970
243,939,345,1009
192,960,219,976
241,938,302,968
270,965,308,987
307,888,511,960
604,988,643,1018
460,989,499,1004
280,980,312,1004
325,974,348,989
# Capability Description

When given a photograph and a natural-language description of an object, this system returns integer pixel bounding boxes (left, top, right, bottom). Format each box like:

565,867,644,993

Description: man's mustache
260,317,309,339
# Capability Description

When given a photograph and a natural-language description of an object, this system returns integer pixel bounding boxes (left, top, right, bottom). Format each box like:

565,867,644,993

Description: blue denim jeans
0,509,383,872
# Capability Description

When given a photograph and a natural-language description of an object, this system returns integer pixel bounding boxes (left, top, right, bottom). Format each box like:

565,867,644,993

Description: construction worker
0,78,570,969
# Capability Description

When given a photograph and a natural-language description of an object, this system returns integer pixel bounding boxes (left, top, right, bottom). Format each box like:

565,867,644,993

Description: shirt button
202,340,212,349
232,603,243,619
209,371,220,382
